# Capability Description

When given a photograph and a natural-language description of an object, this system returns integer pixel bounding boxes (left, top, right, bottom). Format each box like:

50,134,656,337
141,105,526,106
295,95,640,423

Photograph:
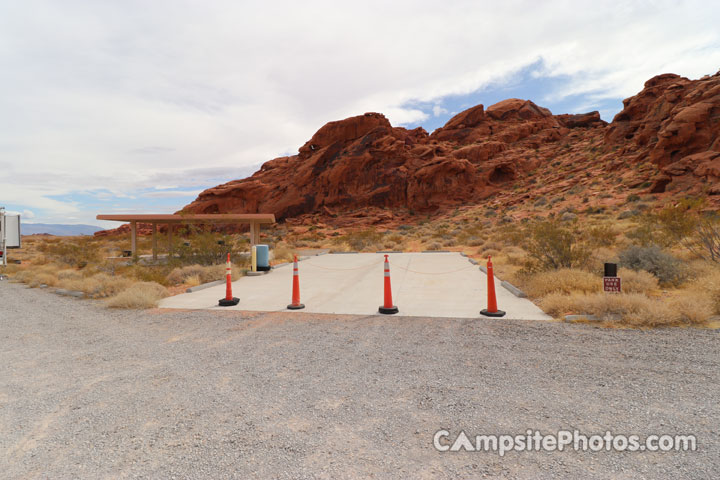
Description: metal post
168,224,173,256
0,207,6,267
152,223,158,261
130,221,137,257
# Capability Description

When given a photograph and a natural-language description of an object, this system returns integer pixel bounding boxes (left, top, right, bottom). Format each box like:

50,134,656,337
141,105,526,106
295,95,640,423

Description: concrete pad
159,252,551,320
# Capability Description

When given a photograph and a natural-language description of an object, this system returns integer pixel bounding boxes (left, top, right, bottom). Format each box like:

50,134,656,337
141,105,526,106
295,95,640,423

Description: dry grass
106,282,169,309
617,267,659,294
57,273,134,299
11,264,63,287
542,291,712,327
523,268,599,297
272,244,295,263
166,264,242,287
685,263,720,314
166,264,226,285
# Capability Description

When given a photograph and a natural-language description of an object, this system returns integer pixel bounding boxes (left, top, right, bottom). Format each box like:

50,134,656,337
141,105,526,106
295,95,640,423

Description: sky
1,0,719,228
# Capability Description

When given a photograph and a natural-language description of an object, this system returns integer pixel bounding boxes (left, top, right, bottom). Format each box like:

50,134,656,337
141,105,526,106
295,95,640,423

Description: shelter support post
152,223,158,261
130,221,137,256
249,221,261,246
168,224,173,256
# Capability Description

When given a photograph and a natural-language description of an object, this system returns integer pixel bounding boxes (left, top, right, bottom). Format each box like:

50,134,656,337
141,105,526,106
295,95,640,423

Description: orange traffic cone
287,254,305,310
480,255,505,317
218,253,239,306
378,254,399,314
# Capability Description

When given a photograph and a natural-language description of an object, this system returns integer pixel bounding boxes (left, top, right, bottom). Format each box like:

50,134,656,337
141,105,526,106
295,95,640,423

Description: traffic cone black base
287,303,305,310
219,297,240,307
480,308,505,317
378,305,399,315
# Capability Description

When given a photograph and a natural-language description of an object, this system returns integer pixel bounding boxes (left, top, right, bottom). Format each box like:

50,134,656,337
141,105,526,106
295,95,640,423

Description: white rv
0,207,21,267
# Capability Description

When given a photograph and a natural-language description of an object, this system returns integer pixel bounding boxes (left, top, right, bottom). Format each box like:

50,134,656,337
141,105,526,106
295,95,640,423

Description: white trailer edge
0,207,21,267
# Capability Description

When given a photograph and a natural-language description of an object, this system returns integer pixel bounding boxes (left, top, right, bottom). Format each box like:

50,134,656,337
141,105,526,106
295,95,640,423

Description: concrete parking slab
159,252,551,320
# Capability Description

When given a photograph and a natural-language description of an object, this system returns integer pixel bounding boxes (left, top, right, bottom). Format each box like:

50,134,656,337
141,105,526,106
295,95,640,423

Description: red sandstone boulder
556,111,605,128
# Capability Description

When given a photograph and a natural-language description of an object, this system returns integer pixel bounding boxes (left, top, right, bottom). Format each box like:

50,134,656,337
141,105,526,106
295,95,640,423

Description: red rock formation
606,72,720,193
97,71,720,235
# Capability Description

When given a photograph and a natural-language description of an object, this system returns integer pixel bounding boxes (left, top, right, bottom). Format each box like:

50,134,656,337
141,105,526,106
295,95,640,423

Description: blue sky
401,60,624,133
6,59,628,228
1,1,719,228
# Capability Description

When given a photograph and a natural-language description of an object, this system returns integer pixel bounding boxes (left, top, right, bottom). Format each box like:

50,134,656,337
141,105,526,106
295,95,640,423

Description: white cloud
0,0,719,224
432,105,449,117
142,190,202,198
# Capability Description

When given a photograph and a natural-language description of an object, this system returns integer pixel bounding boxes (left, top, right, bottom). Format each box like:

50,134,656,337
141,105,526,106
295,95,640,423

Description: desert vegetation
3,199,719,325
3,226,255,308
273,198,719,328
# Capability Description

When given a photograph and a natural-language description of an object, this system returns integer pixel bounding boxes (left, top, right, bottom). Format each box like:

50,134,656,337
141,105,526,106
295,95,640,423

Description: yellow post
251,245,257,272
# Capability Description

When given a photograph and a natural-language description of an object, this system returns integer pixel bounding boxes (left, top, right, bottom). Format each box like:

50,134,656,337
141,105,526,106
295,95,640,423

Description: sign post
603,262,621,293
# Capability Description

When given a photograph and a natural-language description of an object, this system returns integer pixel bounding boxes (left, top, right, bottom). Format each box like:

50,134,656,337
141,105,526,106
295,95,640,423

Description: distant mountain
22,223,104,236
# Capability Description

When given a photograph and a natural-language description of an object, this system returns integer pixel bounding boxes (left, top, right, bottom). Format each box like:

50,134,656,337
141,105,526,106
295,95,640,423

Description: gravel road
1,281,719,479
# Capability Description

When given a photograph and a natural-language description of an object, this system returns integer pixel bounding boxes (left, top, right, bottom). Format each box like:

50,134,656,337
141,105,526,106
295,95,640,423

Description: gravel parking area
1,281,719,479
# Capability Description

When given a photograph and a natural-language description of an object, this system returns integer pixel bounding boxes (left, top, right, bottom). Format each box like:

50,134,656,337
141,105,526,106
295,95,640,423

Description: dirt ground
1,281,718,479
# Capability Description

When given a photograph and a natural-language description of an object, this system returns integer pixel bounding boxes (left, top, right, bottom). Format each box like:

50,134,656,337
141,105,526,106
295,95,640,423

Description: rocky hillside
182,72,719,227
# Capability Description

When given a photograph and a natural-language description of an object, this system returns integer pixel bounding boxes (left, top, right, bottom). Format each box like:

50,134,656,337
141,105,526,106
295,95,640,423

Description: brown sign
603,276,621,293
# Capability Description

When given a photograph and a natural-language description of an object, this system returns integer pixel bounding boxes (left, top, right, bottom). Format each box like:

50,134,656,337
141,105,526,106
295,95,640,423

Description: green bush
618,245,686,287
522,220,590,271
171,230,246,266
38,237,102,267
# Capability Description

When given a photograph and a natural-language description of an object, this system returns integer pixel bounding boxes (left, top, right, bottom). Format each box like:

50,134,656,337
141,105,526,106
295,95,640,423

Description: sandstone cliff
111,72,720,233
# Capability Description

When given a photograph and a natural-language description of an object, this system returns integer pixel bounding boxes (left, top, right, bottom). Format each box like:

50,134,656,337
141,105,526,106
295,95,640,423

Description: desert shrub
541,292,709,327
86,273,134,298
684,214,720,263
56,269,83,281
57,273,134,298
28,272,59,288
340,229,383,251
478,248,500,258
617,267,658,294
166,264,225,285
107,282,169,309
38,237,102,267
0,263,22,275
541,292,657,322
686,264,720,314
666,292,714,326
523,220,590,271
387,234,404,244
524,268,599,297
130,265,173,286
482,240,502,251
626,218,662,247
173,231,242,266
466,236,484,247
11,264,62,287
426,242,442,251
272,244,295,263
655,199,699,244
618,245,686,287
586,224,617,247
